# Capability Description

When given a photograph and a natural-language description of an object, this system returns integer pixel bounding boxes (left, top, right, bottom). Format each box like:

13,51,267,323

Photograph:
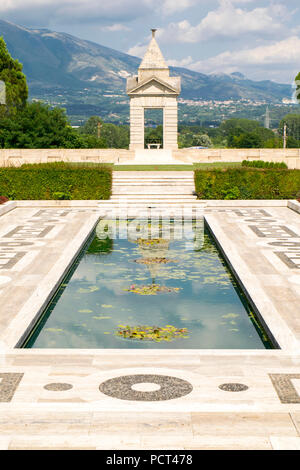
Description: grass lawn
54,162,242,171
113,162,242,171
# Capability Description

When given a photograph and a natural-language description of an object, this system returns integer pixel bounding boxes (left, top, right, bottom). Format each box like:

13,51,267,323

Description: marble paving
0,202,300,450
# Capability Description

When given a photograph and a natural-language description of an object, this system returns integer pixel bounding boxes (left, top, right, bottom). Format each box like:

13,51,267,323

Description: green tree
220,118,260,136
81,135,108,149
255,127,276,143
101,123,129,148
178,126,214,148
145,125,163,147
229,131,263,149
0,37,28,116
264,137,283,148
295,72,300,104
80,117,129,148
279,114,300,141
178,131,194,148
0,102,86,148
194,134,212,147
223,118,277,148
80,115,103,136
286,136,300,148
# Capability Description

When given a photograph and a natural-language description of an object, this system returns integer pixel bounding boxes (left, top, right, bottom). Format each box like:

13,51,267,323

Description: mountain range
0,19,292,105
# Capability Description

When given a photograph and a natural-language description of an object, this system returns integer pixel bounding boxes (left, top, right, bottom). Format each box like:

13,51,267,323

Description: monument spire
139,29,167,70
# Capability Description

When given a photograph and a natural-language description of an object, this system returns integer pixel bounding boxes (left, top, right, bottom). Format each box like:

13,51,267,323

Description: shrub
52,191,72,200
242,160,288,169
194,168,300,200
0,162,112,200
0,195,8,204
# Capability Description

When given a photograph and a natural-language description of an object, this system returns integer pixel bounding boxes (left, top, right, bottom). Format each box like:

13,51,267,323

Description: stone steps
113,190,195,195
98,201,204,207
108,171,197,209
106,203,199,206
113,181,194,185
111,195,197,200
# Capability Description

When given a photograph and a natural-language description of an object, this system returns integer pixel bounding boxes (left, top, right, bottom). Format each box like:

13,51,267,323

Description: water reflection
26,219,272,349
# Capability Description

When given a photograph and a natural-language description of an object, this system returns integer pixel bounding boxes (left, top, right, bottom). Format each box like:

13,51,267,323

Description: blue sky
0,0,299,84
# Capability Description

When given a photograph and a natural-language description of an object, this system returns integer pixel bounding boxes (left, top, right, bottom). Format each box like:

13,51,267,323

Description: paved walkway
0,202,300,449
1,349,300,450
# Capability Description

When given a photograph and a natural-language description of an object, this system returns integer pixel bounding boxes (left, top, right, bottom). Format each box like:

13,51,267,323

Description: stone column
163,102,178,150
129,101,144,150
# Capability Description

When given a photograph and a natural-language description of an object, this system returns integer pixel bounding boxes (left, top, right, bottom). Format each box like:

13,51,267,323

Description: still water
25,219,272,349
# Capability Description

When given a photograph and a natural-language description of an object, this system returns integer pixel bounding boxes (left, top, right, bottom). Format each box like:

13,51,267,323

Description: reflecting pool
25,219,273,349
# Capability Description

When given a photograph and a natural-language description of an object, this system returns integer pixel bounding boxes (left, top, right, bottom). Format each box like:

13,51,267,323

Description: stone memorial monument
127,29,181,153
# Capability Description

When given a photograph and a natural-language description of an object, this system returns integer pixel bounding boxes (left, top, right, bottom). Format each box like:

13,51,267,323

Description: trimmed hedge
242,160,288,169
0,162,112,200
194,168,300,200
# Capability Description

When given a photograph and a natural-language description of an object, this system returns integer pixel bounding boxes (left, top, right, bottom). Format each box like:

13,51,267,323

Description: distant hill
0,19,292,105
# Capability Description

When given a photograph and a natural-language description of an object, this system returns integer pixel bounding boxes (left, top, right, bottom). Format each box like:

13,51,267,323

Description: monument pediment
127,77,179,96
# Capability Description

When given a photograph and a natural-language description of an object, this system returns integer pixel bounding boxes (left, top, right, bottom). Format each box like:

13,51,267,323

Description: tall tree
80,116,103,136
279,114,300,141
220,118,260,135
0,102,84,148
295,72,300,103
80,117,129,148
0,37,28,116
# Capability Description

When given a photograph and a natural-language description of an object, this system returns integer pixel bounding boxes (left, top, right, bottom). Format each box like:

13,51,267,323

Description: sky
0,0,299,84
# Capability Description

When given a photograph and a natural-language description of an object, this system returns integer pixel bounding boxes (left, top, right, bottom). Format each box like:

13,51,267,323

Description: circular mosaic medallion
44,383,73,391
99,374,193,401
219,383,249,392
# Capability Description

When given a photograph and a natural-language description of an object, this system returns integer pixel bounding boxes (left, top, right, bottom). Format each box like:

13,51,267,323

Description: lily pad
93,316,112,320
77,286,99,294
44,328,63,332
222,313,240,319
133,257,177,265
115,325,189,342
124,284,181,295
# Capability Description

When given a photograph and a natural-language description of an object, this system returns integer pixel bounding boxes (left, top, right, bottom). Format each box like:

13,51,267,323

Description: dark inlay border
0,373,24,402
275,252,300,269
269,374,300,404
219,383,249,392
44,383,73,391
249,225,299,238
0,251,26,269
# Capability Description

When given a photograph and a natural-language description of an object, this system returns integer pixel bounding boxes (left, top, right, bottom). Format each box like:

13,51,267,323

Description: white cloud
159,0,197,15
166,56,194,67
0,0,154,25
188,36,300,83
0,0,199,24
158,1,288,43
101,24,131,32
127,43,148,58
